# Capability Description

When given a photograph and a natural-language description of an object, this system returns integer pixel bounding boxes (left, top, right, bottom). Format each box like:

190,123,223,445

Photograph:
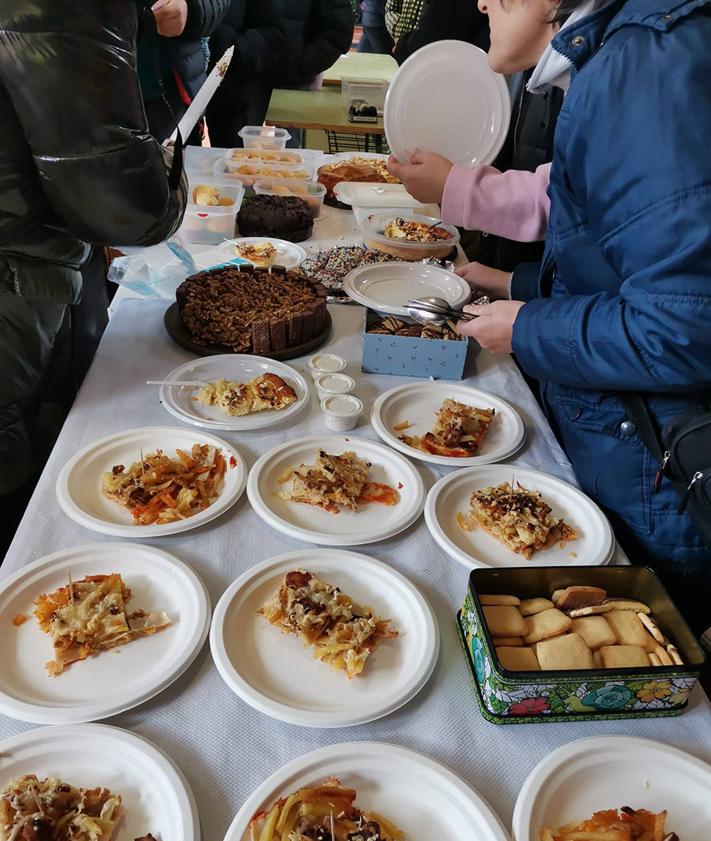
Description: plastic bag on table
107,235,248,299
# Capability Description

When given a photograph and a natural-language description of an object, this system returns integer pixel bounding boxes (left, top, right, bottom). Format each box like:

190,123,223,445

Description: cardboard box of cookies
361,309,469,379
458,566,706,725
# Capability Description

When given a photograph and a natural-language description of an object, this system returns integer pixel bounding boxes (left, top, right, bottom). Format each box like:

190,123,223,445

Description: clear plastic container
227,147,303,165
184,145,228,177
213,157,313,187
182,177,244,245
253,178,327,218
181,208,238,245
360,213,460,261
238,126,292,150
187,177,245,213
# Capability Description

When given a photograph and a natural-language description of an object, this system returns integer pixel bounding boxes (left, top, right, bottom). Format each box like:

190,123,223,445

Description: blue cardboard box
361,309,468,379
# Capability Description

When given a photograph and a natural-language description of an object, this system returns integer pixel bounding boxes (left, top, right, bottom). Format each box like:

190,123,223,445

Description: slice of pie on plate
0,775,123,841
459,481,576,560
196,373,297,417
249,777,404,841
236,241,278,268
278,450,399,514
33,573,171,676
400,398,495,457
258,569,397,678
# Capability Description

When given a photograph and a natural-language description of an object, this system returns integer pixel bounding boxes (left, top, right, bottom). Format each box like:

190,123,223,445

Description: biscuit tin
459,566,705,724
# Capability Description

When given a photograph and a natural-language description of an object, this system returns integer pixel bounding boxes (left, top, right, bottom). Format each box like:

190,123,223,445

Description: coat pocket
544,384,653,537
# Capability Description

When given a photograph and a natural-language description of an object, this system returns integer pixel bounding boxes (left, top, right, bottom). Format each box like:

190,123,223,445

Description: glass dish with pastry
458,482,577,559
195,373,297,417
278,450,400,514
100,443,227,525
258,569,397,678
249,777,404,841
318,155,400,207
33,573,170,676
360,213,459,260
398,398,495,457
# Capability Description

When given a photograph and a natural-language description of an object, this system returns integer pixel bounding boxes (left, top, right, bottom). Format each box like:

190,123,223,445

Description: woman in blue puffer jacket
392,0,711,633
475,0,711,633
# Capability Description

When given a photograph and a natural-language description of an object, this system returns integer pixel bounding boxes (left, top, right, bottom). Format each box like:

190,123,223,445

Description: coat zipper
677,471,704,514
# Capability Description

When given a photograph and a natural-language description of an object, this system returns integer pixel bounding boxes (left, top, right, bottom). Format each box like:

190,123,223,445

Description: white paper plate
0,724,199,841
217,237,306,269
512,736,711,841
344,262,470,316
56,426,246,537
210,549,438,727
0,544,209,725
246,435,425,546
425,464,614,568
371,382,525,467
385,41,510,167
159,355,311,431
223,741,509,841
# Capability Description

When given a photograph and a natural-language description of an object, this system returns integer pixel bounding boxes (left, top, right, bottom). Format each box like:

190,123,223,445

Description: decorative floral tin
458,566,706,724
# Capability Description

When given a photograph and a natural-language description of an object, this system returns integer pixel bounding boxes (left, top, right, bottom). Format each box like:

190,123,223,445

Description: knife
166,45,234,145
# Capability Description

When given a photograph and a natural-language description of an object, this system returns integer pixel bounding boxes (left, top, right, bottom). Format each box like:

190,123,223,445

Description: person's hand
152,0,188,37
455,262,512,300
386,151,453,204
456,300,525,353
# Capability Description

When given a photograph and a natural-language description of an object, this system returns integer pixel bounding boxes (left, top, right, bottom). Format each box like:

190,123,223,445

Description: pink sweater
441,162,552,242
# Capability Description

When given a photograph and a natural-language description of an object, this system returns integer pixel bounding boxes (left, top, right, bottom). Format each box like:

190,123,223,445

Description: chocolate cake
176,265,327,354
237,195,313,243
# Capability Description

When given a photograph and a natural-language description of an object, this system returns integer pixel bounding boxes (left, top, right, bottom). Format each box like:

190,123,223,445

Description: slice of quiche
33,574,171,676
258,570,397,678
0,775,123,841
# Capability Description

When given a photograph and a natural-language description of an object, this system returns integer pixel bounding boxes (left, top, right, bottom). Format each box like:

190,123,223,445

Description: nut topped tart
176,265,327,354
460,481,577,559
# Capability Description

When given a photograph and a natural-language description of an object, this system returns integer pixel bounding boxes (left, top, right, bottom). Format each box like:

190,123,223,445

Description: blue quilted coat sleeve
512,11,711,394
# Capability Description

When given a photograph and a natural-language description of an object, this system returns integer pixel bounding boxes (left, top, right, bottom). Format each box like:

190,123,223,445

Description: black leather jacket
0,0,187,495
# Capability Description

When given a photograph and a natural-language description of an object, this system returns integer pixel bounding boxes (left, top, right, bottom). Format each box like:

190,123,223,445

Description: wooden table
266,89,384,135
322,52,398,86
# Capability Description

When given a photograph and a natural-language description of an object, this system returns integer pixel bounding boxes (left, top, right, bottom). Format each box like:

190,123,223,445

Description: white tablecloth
2,301,711,841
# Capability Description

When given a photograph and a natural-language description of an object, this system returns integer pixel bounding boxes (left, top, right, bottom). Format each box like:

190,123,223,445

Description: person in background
393,0,711,633
0,0,187,557
205,0,284,148
276,0,354,90
137,0,230,142
393,0,489,63
385,0,425,43
359,0,394,54
274,0,354,146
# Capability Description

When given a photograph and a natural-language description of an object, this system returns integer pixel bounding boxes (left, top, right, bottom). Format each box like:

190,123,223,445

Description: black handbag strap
619,394,665,463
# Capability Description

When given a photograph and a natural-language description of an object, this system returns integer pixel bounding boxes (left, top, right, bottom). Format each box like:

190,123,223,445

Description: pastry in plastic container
360,213,459,260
